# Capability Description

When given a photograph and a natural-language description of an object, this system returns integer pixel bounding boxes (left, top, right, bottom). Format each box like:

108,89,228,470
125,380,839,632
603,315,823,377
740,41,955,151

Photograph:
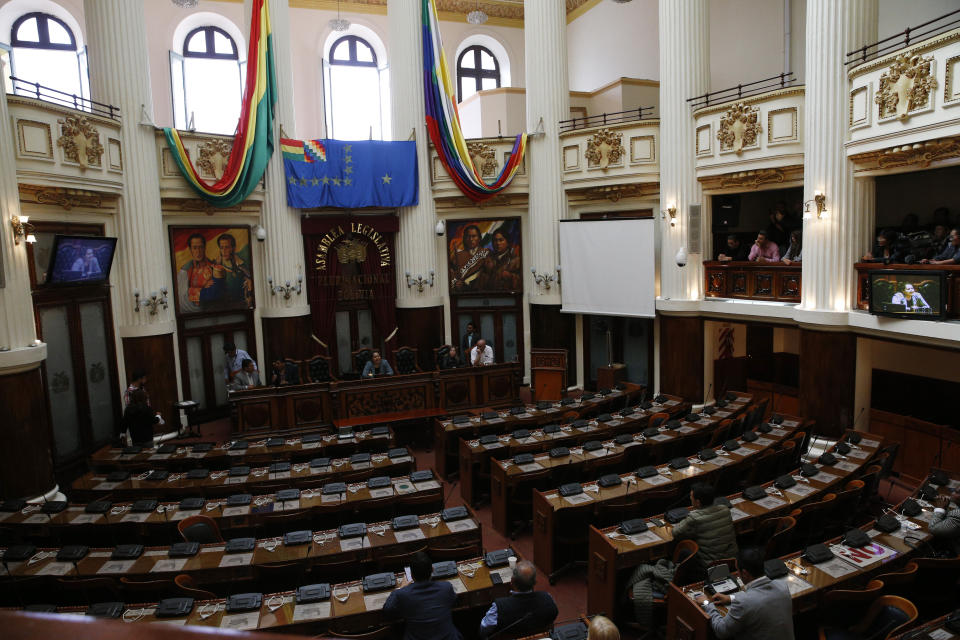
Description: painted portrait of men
214,233,254,308
449,223,490,291
171,227,255,315
447,219,522,293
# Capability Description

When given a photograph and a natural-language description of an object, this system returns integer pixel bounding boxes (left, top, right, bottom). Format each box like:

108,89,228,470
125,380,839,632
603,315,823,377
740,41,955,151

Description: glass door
178,313,253,419
452,295,523,367
334,306,375,376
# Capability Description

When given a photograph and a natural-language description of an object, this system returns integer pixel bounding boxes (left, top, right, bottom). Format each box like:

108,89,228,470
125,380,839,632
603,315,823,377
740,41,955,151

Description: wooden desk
704,261,801,303
433,384,646,479
0,474,444,545
664,472,953,639
230,363,522,433
87,428,394,472
487,400,746,535
460,394,690,506
1,555,512,636
70,452,415,501
533,415,810,581
333,409,447,430
586,430,885,617
2,509,484,593
890,612,956,639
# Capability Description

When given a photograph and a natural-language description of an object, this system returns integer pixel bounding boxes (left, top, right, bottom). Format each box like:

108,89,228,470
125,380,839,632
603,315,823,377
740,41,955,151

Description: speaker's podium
531,348,567,402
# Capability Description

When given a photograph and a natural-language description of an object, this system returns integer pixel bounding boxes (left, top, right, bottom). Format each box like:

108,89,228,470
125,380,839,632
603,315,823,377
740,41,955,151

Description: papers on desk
707,455,733,467
811,471,839,484
149,454,172,461
781,420,800,428
222,506,250,517
300,442,321,450
340,537,370,552
292,601,331,622
352,462,372,470
321,493,343,503
815,557,859,579
649,434,672,442
664,399,680,406
491,566,514,583
394,529,426,543
481,442,504,450
779,574,815,596
369,488,394,499
563,493,593,506
754,437,774,447
121,512,151,523
447,519,478,533
70,513,103,525
754,496,787,510
151,558,188,573
218,553,253,568
363,591,392,611
768,428,788,437
35,562,74,576
393,480,415,495
714,411,732,418
696,419,713,426
221,612,260,631
589,449,609,458
929,629,956,640
518,462,543,473
674,425,696,434
859,439,879,448
276,499,301,511
445,577,467,594
224,476,248,485
642,473,671,486
730,508,750,521
846,449,870,459
414,480,441,492
93,481,120,491
830,542,897,568
834,461,859,473
484,418,505,425
785,483,816,498
97,560,137,574
626,530,662,546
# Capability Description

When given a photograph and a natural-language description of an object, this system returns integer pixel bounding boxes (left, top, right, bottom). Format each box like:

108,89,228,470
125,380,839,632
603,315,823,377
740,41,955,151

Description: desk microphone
442,479,459,510
850,407,866,433
624,477,634,496
488,611,534,640
704,383,713,411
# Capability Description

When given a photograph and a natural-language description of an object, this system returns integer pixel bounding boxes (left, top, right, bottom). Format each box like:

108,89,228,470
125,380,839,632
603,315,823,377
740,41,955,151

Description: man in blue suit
383,551,462,640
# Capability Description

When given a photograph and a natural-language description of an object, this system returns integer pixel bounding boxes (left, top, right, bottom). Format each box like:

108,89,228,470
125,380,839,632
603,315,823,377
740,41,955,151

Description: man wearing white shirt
470,339,494,366
223,342,257,384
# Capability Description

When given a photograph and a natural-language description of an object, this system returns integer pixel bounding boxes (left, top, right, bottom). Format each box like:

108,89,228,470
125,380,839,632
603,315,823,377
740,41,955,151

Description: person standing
123,389,159,447
223,343,256,385
461,322,479,359
123,369,149,407
383,552,462,640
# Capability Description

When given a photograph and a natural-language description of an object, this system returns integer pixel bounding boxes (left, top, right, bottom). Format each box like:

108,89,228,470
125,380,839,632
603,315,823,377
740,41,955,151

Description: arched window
170,25,243,135
324,34,389,141
8,12,86,102
457,45,500,102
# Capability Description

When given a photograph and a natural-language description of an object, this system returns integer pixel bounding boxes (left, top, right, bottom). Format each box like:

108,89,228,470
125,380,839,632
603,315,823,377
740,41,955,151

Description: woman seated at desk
362,350,394,378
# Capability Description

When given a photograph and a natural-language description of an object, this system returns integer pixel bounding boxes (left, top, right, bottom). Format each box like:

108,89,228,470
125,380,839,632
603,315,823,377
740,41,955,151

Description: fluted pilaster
0,60,43,367
388,0,441,308
801,0,877,313
525,0,569,306
658,0,709,301
245,0,308,317
84,0,172,335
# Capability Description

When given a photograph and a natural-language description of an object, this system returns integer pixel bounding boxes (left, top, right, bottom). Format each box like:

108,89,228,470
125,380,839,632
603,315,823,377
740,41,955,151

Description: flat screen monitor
46,235,117,285
868,270,946,320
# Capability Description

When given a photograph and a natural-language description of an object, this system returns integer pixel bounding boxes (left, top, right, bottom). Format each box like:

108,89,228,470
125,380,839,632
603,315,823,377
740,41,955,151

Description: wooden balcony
854,262,960,318
704,261,801,303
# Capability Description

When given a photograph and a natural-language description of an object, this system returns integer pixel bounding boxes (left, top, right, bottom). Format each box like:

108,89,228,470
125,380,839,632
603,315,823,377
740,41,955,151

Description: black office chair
392,346,420,375
306,354,336,383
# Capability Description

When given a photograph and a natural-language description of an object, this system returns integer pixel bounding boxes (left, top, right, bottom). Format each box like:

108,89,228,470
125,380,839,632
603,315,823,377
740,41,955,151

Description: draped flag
422,0,527,203
162,0,276,208
281,139,418,209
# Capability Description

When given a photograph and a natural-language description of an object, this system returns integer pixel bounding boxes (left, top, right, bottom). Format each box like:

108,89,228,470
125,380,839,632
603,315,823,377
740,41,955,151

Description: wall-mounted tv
45,235,117,285
868,270,946,320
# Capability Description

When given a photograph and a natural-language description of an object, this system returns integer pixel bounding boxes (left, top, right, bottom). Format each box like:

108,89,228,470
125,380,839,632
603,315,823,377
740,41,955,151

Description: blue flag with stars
281,138,418,209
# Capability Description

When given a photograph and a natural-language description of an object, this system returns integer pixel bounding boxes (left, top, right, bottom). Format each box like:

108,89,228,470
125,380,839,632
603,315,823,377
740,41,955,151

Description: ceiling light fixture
467,0,488,25
329,0,350,32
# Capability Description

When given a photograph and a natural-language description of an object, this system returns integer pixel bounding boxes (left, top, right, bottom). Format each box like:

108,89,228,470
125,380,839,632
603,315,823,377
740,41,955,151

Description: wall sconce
531,266,561,290
803,191,828,220
405,270,435,292
268,274,303,299
662,204,678,227
11,215,36,244
134,287,168,315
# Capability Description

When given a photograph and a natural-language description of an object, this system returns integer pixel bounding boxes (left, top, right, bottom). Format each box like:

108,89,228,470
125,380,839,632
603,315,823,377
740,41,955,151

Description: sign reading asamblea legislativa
301,216,399,347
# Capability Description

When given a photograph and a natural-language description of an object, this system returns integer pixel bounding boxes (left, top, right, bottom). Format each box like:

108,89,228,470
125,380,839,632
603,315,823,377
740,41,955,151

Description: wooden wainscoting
868,408,959,483
704,261,801,302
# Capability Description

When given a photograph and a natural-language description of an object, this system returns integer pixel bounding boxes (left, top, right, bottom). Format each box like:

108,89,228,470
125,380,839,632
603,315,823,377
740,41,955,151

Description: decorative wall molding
849,85,871,129
584,128,624,169
698,165,804,192
566,181,659,204
467,141,498,177
717,102,762,154
197,138,232,180
767,107,798,144
850,136,960,171
18,184,112,211
56,115,104,168
629,135,656,164
162,197,256,217
696,124,712,156
16,119,53,160
874,52,938,121
945,55,960,105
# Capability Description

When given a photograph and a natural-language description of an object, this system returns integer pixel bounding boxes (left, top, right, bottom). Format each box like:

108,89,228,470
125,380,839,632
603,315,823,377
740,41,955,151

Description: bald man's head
512,560,537,592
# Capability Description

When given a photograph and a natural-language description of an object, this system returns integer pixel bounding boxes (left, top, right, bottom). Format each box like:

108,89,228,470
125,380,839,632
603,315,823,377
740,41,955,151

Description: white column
658,0,709,301
525,0,569,305
0,60,43,366
245,0,308,318
388,0,441,308
84,0,173,336
801,0,878,315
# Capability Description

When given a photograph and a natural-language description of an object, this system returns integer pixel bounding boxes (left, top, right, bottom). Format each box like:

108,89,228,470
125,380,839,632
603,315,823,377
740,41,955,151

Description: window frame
11,12,76,51
181,25,239,61
456,44,501,102
328,35,378,68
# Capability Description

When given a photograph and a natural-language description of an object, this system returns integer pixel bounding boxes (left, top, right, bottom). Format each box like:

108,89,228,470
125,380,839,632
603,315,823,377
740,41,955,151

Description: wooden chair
706,419,732,448
817,579,885,627
874,561,918,598
911,556,960,612
174,574,217,600
624,540,701,635
648,412,670,429
283,358,302,385
762,516,796,559
791,493,837,548
427,540,482,561
434,344,453,370
307,554,362,585
375,544,428,573
507,468,554,539
392,346,420,375
306,354,336,383
817,595,917,640
177,513,224,543
256,509,312,538
352,348,373,374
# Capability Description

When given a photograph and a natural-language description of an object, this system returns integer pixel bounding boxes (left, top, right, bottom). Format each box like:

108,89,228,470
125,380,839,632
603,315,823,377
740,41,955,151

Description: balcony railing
9,76,120,120
845,8,960,66
704,261,801,303
687,72,796,110
558,106,656,133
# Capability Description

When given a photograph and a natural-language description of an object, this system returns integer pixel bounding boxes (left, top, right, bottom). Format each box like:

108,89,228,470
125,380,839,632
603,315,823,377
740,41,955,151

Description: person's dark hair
790,229,802,243
512,560,537,592
223,343,236,353
187,233,206,247
410,551,432,582
130,389,148,406
241,359,253,368
691,482,716,506
130,369,146,382
726,234,740,242
372,350,381,358
756,230,767,239
217,233,237,248
737,546,765,579
463,224,481,239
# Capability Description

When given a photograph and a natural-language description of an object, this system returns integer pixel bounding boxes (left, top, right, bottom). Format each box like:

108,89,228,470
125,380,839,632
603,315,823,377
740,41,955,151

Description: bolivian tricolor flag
422,0,527,203
163,0,276,207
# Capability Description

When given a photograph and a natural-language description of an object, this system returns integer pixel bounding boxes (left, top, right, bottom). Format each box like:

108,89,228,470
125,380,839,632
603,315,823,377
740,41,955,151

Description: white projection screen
559,218,656,317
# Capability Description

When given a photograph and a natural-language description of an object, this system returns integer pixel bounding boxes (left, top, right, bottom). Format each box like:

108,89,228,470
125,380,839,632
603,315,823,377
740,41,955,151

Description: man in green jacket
671,482,739,573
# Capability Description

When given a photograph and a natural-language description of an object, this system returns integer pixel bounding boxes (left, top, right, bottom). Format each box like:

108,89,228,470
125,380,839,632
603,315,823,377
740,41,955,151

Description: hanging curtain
162,0,277,208
421,0,527,203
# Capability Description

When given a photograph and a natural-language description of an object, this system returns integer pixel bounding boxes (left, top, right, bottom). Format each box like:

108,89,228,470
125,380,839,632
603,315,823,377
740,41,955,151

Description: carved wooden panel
591,552,607,582
294,398,324,424
344,386,428,417
707,271,725,294
755,273,773,296
781,274,801,299
486,372,514,401
240,402,271,430
442,379,471,408
732,273,747,294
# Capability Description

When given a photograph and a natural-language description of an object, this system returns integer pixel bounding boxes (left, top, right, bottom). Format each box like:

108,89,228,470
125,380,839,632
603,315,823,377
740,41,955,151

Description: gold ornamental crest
336,236,368,264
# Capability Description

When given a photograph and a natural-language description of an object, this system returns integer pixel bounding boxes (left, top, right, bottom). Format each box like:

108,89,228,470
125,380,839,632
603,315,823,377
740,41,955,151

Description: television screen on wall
46,235,117,285
868,270,945,320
